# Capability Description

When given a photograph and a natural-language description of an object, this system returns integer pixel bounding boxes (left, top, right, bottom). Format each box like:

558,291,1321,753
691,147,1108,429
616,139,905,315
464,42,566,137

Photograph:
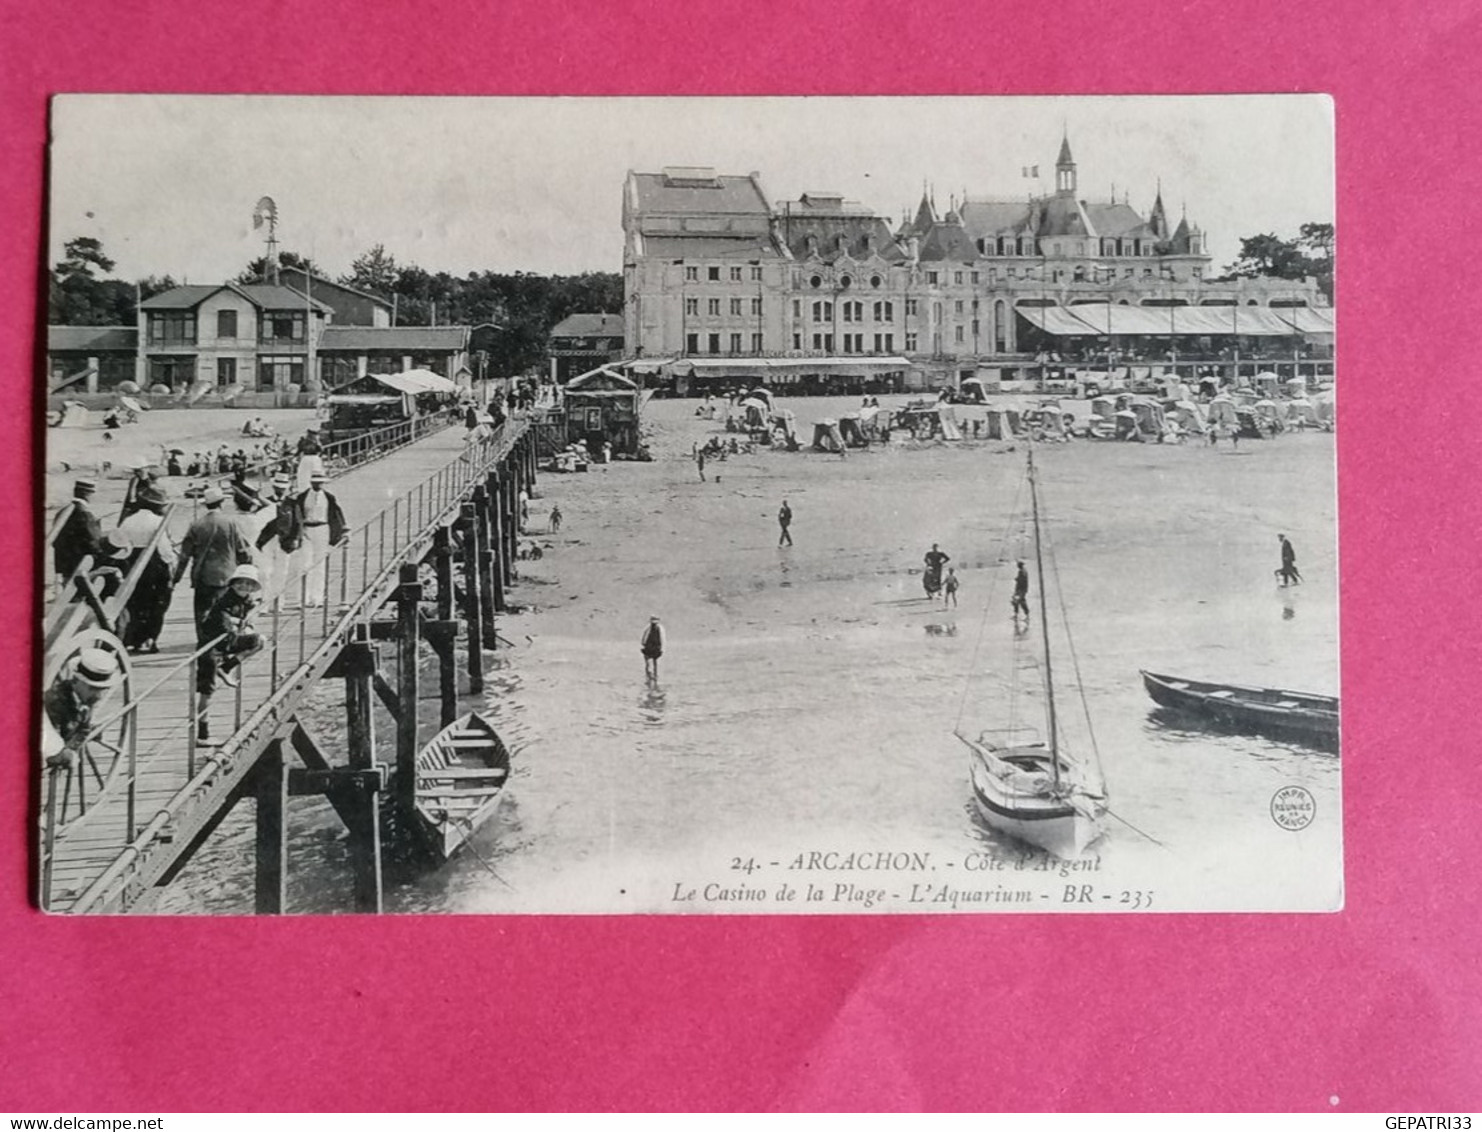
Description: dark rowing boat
1140,670,1339,751
414,712,512,859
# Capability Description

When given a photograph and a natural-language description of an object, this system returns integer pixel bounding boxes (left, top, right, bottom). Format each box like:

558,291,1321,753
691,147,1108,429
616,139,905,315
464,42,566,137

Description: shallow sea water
158,395,1341,914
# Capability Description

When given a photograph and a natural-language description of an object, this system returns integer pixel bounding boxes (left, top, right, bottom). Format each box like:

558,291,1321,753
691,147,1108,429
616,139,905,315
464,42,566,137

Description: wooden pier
40,417,541,914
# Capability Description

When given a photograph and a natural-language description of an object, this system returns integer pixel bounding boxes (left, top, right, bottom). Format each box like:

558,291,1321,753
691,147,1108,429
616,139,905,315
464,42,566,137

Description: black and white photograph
39,95,1338,914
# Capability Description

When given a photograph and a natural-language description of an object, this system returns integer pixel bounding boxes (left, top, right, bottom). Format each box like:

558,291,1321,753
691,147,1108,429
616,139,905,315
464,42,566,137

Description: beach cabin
564,365,643,456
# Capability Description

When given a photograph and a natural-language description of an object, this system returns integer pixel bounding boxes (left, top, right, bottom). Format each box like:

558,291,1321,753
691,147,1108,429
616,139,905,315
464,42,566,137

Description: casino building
621,136,1330,393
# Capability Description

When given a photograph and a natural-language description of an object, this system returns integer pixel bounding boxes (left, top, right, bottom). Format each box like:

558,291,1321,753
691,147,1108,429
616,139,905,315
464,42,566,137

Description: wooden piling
460,502,484,692
395,562,422,821
253,739,289,915
485,471,507,613
472,485,497,644
340,635,383,914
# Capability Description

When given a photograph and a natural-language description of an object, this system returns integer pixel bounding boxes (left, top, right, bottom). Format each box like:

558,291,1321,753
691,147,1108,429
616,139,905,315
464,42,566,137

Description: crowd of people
48,424,352,747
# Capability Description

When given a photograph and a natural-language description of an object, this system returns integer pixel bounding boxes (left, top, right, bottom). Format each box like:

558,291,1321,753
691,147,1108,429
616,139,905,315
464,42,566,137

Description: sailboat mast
1028,449,1061,787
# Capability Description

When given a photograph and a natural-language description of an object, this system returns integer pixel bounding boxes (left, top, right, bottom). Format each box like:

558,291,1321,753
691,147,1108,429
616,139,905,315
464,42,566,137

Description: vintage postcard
39,95,1337,914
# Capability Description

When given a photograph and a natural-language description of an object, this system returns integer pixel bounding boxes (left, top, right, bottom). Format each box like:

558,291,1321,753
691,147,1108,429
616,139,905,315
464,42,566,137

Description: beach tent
1285,398,1318,428
1129,397,1168,441
811,419,845,452
1167,400,1208,437
56,400,89,428
1207,395,1239,432
838,413,867,447
959,377,989,403
1311,389,1335,430
1114,410,1140,441
769,409,801,450
739,397,770,429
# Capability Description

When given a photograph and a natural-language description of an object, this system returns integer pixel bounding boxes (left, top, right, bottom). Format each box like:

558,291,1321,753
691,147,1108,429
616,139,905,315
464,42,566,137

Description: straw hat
202,486,225,506
309,470,328,484
73,648,120,688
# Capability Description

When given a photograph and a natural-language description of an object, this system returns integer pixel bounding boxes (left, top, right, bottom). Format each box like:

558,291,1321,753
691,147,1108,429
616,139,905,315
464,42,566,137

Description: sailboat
955,448,1108,858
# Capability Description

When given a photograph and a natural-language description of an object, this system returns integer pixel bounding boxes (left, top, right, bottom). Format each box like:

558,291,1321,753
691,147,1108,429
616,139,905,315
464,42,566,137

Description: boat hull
413,711,512,861
964,737,1104,858
1141,670,1339,751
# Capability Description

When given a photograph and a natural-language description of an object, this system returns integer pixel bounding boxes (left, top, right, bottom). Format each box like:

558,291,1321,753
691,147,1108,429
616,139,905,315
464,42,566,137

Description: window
844,333,864,353
809,275,823,289
842,300,862,322
870,274,882,288
972,320,980,335
730,333,742,353
812,333,823,350
1193,266,1203,280
147,355,195,388
730,298,743,316
926,271,939,285
216,309,238,339
873,300,894,322
708,333,721,353
751,266,763,281
905,299,918,317
793,333,802,350
730,266,743,281
987,269,997,282
751,297,762,316
1125,268,1135,278
708,266,721,281
260,312,305,344
708,298,721,316
971,272,980,285
686,332,699,354
320,356,356,386
257,355,304,391
1142,268,1153,278
932,302,943,321
793,299,802,319
685,266,699,281
149,311,196,345
954,300,964,315
751,332,763,352
685,298,699,316
839,275,852,290
218,357,237,386
812,333,835,351
954,271,963,285
1007,268,1017,280
955,326,965,344
905,332,918,351
812,300,833,321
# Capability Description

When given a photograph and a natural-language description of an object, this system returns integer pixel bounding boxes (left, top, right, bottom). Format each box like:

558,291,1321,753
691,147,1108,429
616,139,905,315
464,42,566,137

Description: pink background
3,0,1478,1112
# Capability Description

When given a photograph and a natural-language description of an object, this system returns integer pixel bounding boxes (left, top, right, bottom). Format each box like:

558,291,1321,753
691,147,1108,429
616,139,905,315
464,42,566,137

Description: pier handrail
53,419,528,913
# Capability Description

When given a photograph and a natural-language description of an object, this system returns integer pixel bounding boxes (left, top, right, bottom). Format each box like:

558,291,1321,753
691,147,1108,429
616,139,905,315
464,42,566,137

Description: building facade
138,282,334,393
548,313,624,383
622,140,1328,390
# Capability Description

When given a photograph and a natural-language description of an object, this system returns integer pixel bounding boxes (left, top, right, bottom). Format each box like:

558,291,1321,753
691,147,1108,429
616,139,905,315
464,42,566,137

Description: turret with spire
1149,179,1170,241
1055,132,1077,196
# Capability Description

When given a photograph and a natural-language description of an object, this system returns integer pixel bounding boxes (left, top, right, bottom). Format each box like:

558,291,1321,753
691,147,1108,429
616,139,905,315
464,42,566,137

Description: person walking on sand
1010,560,1030,620
641,616,666,681
1278,533,1302,586
777,499,793,546
944,567,960,607
550,504,562,533
696,448,707,482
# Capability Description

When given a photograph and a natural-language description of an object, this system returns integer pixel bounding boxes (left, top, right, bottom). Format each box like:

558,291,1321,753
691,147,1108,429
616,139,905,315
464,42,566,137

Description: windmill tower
252,196,280,284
